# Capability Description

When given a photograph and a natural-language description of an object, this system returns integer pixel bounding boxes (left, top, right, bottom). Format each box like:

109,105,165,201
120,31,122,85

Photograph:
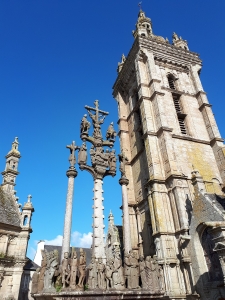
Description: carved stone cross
66,141,79,167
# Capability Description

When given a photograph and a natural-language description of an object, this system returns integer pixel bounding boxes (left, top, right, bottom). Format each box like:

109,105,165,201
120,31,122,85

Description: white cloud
71,231,92,248
45,235,63,246
44,231,92,248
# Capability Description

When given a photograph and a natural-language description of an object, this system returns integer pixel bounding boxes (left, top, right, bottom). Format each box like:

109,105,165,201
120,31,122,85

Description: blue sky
0,0,224,259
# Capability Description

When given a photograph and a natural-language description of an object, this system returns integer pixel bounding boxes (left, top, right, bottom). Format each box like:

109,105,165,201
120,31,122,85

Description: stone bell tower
113,9,225,299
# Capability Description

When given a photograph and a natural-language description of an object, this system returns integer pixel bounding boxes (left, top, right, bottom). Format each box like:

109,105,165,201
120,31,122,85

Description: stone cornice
210,137,224,146
172,134,210,145
198,102,212,111
113,36,202,96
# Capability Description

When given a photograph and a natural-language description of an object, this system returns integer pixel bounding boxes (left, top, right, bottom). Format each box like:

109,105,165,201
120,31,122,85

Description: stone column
92,178,105,260
119,176,131,254
61,167,77,261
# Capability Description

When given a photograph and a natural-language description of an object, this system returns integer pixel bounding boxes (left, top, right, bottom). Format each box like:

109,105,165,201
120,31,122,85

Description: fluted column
119,176,131,254
61,167,77,261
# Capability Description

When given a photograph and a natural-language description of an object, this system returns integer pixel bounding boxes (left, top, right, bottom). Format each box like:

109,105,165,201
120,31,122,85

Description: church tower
113,10,225,299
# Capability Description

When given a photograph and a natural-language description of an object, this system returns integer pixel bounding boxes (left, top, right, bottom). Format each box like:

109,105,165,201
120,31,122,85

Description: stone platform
33,290,199,300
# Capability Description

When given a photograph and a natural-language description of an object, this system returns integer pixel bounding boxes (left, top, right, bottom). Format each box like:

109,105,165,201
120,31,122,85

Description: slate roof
24,258,40,270
44,245,92,265
206,193,225,211
0,186,21,227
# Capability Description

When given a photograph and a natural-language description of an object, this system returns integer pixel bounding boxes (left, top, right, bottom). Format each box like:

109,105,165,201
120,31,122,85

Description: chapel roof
0,186,21,227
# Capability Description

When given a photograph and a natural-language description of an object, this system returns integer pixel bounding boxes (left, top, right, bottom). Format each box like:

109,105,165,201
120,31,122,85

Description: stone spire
132,10,153,38
1,137,21,192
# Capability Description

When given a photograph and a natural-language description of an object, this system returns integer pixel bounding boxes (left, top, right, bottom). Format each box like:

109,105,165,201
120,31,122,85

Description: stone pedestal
61,167,77,261
33,290,199,300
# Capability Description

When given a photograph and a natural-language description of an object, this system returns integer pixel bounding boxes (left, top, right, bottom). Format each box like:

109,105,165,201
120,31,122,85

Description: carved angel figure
80,114,90,134
106,122,117,140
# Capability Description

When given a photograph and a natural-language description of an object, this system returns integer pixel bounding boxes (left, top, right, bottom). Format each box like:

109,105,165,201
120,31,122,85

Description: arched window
23,215,28,226
167,74,176,90
202,227,223,281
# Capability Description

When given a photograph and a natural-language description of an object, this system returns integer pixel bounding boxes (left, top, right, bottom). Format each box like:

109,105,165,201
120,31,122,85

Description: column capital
119,176,129,186
66,167,78,178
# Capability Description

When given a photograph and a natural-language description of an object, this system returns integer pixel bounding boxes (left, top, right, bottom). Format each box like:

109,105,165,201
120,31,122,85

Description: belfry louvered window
172,94,187,135
168,75,176,90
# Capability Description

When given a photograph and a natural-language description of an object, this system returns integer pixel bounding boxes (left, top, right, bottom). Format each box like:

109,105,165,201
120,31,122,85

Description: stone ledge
33,290,168,300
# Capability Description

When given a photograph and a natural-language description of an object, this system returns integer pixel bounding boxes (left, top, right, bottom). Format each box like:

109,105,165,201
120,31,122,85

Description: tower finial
138,1,142,10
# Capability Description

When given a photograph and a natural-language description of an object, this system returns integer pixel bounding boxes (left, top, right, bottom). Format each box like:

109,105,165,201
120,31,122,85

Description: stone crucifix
79,100,117,261
61,141,79,261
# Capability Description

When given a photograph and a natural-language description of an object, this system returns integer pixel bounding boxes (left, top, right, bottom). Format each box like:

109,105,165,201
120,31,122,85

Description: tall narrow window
168,75,176,90
172,94,187,135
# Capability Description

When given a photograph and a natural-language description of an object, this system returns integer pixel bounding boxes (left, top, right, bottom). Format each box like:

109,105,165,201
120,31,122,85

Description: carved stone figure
44,250,59,291
66,141,79,167
78,248,86,288
106,122,117,140
78,142,87,165
129,251,140,289
97,258,106,289
80,114,90,134
108,150,116,172
139,256,147,289
105,259,113,289
112,251,125,290
38,250,47,293
88,257,97,289
31,268,40,294
150,257,160,292
62,252,70,288
118,152,129,177
70,250,78,288
154,238,161,258
95,147,109,167
145,256,153,290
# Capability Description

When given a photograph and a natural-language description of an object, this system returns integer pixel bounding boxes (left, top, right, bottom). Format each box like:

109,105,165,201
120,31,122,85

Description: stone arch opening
201,227,223,282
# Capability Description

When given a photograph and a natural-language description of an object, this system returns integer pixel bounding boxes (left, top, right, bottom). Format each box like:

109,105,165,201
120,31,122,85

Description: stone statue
38,250,47,293
154,238,161,258
95,147,109,167
106,122,117,140
139,256,147,289
112,251,125,290
44,250,59,291
78,142,87,165
80,114,90,134
66,141,79,167
145,256,153,290
157,264,164,291
70,249,78,289
151,257,161,292
118,152,129,177
172,32,179,42
129,250,140,289
88,257,97,289
31,268,40,294
108,150,116,172
105,259,113,289
124,253,131,289
62,252,70,289
97,258,106,289
78,248,86,288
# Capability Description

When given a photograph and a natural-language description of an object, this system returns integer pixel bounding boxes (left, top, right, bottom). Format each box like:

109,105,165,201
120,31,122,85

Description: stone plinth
33,290,171,300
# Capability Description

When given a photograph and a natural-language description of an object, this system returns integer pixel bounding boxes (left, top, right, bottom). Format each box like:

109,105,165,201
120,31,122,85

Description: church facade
113,10,225,299
0,138,34,300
